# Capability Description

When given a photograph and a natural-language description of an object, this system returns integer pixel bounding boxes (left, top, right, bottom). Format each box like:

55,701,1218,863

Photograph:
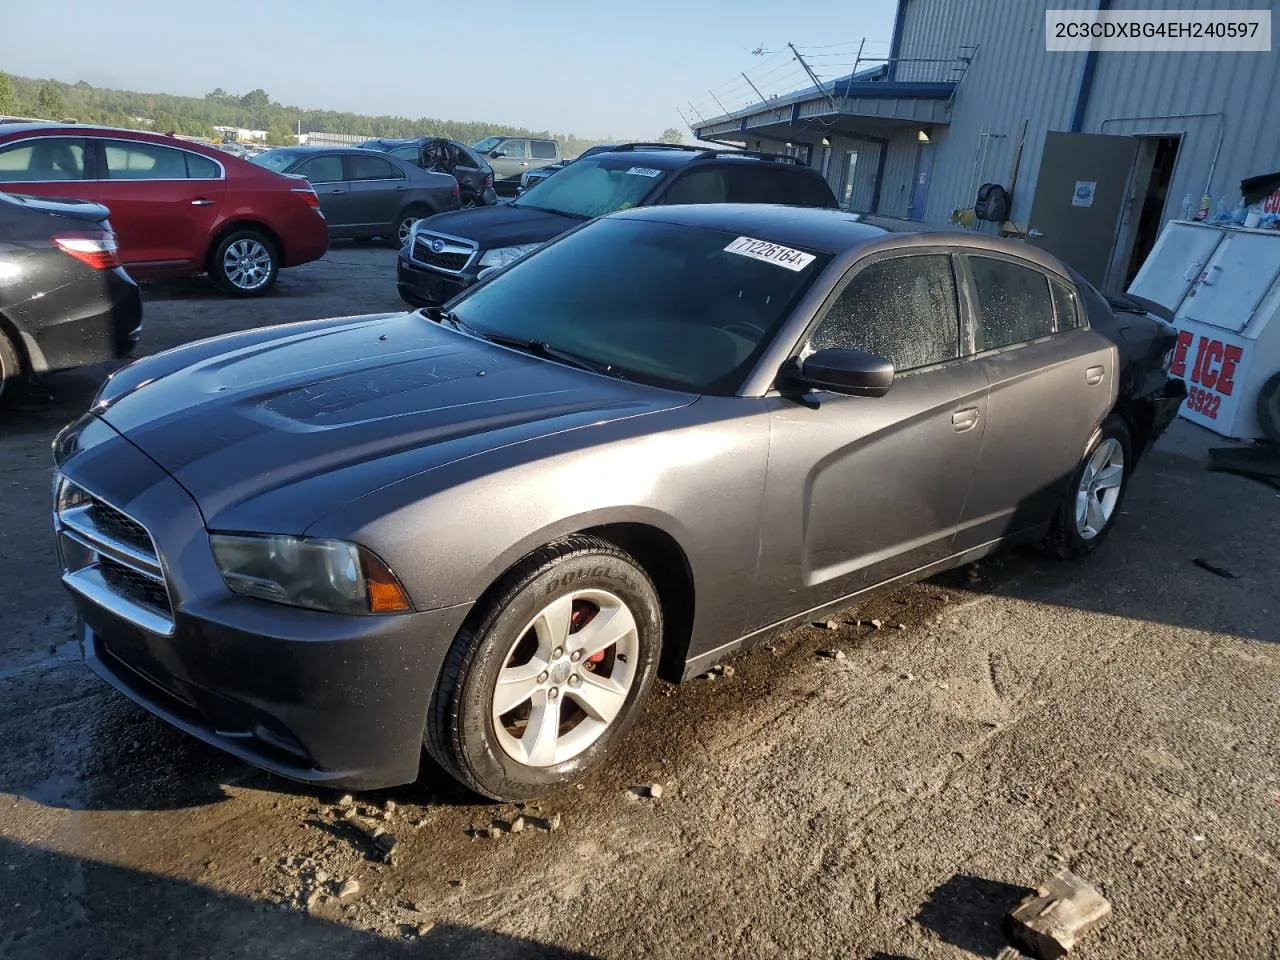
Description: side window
809,255,961,373
968,256,1056,351
103,140,190,180
390,146,420,163
295,154,345,183
662,168,730,205
1051,278,1082,331
347,154,402,181
0,138,86,181
530,140,558,160
497,139,528,159
186,152,221,179
452,144,476,170
726,167,791,205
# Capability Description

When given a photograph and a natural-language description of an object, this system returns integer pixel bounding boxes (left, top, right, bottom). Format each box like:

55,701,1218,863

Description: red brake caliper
571,604,607,665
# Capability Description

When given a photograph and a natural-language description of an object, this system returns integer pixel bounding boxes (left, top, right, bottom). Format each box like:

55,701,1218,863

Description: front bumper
396,253,474,308
17,267,142,374
54,415,472,790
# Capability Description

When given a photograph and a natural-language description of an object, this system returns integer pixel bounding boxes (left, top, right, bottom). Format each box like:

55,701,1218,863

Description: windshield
250,150,298,172
513,157,665,218
449,218,829,395
472,137,504,153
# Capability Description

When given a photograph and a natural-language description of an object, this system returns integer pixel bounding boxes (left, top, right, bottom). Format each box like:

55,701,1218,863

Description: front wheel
1044,414,1133,558
0,328,24,410
211,230,278,296
395,206,431,248
425,535,663,801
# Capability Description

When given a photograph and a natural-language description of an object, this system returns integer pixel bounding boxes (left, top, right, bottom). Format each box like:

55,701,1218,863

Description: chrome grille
410,232,477,274
55,477,174,635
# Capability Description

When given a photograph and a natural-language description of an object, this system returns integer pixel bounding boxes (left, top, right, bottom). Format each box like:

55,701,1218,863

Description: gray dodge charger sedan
52,205,1186,800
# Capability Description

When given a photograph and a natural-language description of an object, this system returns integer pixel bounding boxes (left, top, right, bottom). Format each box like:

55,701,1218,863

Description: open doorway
1120,135,1182,288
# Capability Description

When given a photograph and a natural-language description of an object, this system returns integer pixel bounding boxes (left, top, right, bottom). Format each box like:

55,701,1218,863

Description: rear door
1026,131,1139,288
97,138,226,269
0,136,97,202
954,254,1117,550
292,153,350,233
753,251,988,626
343,153,407,234
529,139,560,171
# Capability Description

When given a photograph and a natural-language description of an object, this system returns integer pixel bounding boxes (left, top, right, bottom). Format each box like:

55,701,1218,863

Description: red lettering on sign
1190,336,1212,386
1218,344,1243,396
1201,339,1224,390
1170,330,1192,377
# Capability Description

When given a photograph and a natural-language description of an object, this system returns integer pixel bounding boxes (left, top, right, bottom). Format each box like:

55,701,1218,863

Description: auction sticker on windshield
625,167,663,177
724,236,816,272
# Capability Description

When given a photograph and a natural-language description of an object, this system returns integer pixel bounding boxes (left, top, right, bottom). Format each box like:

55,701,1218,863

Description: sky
0,0,898,139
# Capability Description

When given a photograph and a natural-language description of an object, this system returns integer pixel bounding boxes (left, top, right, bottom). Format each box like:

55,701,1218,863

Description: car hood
414,203,580,249
97,312,694,531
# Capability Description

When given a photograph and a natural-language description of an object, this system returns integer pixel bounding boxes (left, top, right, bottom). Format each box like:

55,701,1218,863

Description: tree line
0,73,684,154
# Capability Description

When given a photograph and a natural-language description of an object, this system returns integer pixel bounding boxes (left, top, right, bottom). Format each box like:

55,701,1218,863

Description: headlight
209,534,412,615
478,243,542,268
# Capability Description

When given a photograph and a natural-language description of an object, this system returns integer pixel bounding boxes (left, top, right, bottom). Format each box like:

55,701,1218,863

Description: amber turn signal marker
360,549,413,614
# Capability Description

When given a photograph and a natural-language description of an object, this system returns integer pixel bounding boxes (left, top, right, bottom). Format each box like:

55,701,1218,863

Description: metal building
689,0,1280,292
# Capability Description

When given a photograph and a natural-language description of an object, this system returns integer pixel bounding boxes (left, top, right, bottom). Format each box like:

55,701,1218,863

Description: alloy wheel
1075,437,1124,540
222,238,273,292
397,217,417,246
491,588,639,767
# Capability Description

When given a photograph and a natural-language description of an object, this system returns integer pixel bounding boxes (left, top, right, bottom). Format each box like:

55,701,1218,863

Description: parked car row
358,137,498,208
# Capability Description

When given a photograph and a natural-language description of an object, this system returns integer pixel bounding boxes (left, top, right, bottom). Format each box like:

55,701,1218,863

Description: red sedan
0,124,328,296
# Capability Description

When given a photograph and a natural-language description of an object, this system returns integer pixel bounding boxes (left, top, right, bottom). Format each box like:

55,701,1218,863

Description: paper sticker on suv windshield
724,236,816,272
625,167,663,177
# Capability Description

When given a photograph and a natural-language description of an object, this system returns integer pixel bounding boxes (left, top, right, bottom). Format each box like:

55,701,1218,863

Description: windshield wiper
426,308,618,378
480,332,621,378
511,201,588,220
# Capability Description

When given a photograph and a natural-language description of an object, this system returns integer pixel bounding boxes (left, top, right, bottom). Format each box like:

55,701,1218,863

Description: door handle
1085,365,1105,386
329,188,344,194
191,198,216,206
1028,228,1044,238
520,161,529,167
951,407,980,432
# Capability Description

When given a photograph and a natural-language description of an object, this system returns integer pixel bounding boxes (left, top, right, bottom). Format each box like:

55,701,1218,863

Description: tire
1044,414,1133,559
394,206,431,249
0,327,23,410
426,535,663,801
1256,371,1280,444
460,192,478,210
211,230,279,297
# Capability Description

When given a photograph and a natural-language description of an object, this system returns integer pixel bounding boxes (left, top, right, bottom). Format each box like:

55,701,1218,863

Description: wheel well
205,220,284,273
584,523,696,684
1112,398,1155,462
0,309,30,375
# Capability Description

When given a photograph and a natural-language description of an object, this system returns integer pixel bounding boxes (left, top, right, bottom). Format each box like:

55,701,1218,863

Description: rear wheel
394,206,431,248
425,535,663,801
211,230,278,296
0,328,23,410
1044,414,1132,558
460,192,478,210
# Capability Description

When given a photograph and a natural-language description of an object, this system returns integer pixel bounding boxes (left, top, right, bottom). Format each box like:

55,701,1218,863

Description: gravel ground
0,246,1276,960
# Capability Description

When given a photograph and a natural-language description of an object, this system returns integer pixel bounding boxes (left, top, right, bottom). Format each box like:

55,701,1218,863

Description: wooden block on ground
1006,868,1111,959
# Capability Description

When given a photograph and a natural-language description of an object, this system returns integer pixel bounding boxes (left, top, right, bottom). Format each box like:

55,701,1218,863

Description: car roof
265,145,371,155
607,203,1070,271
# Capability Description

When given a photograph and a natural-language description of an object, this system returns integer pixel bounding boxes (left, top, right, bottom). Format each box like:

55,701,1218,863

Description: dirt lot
1,246,1276,960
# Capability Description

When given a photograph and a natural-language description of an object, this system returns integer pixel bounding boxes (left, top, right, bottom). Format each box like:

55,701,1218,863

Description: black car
359,138,498,208
397,146,839,309
0,191,141,407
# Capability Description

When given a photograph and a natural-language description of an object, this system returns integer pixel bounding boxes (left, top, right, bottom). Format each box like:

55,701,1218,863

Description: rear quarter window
530,140,558,160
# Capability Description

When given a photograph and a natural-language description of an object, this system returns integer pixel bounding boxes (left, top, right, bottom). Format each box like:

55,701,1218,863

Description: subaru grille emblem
430,239,446,254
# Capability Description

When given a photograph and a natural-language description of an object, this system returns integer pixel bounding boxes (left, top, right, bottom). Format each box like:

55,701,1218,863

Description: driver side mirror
490,150,506,158
791,348,894,397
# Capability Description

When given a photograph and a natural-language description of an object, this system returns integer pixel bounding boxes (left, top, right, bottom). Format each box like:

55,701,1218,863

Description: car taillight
452,180,460,196
53,232,120,270
291,186,321,210
484,174,493,190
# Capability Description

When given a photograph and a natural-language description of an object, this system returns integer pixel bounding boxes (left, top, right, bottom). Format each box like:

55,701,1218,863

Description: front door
954,253,1117,550
490,139,529,182
1026,131,1139,288
97,138,226,270
751,251,988,629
